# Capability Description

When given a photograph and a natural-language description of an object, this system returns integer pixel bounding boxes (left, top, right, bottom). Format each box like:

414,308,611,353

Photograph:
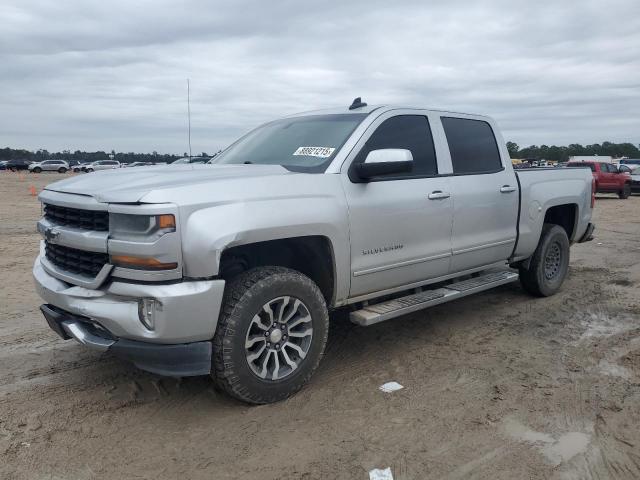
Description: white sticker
293,146,335,158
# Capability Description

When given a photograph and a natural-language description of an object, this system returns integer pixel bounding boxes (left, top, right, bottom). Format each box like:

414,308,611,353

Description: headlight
109,213,178,270
109,213,175,241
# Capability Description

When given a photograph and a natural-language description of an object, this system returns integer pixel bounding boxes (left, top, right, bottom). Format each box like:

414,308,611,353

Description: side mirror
355,149,413,181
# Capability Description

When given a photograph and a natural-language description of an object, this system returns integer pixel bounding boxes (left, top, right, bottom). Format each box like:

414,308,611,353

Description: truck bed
513,167,593,259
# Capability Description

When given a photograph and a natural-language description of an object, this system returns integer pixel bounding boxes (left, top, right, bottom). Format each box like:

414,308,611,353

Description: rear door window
441,117,503,175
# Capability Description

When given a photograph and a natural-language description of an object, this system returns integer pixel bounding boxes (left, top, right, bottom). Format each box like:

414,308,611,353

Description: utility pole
187,78,192,159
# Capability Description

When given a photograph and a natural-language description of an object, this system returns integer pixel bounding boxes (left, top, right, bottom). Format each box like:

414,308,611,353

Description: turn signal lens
111,255,178,270
157,214,176,229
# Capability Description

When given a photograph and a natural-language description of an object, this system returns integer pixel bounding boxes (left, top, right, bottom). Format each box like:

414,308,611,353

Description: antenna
187,78,192,159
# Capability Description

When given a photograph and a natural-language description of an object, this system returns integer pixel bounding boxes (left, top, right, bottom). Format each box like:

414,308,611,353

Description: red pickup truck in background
567,161,631,199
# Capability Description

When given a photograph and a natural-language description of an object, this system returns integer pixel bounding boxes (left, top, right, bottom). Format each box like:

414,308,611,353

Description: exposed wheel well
543,204,577,241
219,236,335,305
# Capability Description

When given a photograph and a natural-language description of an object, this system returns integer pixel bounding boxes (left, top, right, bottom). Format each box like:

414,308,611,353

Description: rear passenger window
441,117,503,175
355,115,438,178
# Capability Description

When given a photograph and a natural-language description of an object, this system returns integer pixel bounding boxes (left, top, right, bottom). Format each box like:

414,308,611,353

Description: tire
519,224,570,297
86,168,94,173
58,167,67,173
619,183,631,199
33,167,42,173
212,266,329,404
73,168,80,173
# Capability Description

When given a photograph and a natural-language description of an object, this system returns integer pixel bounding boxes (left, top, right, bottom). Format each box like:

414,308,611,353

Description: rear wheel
519,224,570,297
619,183,631,199
212,266,329,404
86,168,94,172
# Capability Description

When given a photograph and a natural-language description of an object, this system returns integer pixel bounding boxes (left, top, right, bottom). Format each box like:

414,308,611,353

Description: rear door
441,116,519,272
342,111,454,298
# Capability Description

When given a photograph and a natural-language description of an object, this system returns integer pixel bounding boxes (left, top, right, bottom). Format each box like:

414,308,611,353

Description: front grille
43,203,109,231
45,242,108,277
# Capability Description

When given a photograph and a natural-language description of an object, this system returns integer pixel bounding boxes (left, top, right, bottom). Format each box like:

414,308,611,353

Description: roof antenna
349,97,367,110
187,78,192,159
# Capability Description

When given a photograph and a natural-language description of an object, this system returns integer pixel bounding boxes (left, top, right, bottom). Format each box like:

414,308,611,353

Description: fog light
138,298,159,330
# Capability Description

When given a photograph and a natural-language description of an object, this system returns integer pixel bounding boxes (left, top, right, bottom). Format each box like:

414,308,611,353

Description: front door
342,113,453,298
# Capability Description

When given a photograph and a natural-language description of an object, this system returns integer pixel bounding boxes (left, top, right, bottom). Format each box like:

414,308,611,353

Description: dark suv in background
4,159,33,172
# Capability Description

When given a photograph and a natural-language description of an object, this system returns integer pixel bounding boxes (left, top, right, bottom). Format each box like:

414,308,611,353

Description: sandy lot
1,171,639,479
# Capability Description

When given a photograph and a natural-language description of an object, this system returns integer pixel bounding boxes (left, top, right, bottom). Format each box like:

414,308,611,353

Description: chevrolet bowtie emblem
44,227,60,242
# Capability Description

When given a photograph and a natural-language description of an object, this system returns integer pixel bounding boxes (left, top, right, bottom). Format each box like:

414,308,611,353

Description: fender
180,182,351,304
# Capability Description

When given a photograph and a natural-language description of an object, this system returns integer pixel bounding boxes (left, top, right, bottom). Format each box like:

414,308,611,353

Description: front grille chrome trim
37,218,108,253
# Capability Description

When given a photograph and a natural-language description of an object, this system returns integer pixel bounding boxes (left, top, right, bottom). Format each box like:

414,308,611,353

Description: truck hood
44,164,294,203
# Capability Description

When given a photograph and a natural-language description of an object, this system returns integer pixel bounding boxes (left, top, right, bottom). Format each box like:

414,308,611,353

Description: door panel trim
353,251,452,277
452,238,516,255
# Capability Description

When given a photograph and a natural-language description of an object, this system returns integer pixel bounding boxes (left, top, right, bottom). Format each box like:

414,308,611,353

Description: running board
350,270,519,326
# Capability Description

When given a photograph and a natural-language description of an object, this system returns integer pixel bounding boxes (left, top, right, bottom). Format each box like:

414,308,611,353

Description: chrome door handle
428,191,450,200
500,185,517,193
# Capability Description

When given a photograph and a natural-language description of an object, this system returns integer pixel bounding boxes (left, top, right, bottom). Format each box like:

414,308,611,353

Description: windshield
212,113,368,172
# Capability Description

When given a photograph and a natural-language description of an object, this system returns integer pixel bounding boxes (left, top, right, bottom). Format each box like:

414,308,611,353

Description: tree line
0,148,212,164
507,141,640,162
2,141,639,164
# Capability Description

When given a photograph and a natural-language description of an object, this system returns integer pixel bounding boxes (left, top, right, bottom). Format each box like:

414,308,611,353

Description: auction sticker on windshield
293,146,335,158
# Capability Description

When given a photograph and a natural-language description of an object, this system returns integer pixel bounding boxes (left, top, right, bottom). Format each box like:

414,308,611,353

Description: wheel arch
219,236,337,307
543,203,578,241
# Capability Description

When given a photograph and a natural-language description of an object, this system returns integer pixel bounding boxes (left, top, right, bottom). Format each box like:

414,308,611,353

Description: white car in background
629,166,640,194
28,160,69,173
85,160,121,172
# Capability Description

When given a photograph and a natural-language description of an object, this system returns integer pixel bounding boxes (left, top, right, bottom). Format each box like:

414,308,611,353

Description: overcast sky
1,0,639,154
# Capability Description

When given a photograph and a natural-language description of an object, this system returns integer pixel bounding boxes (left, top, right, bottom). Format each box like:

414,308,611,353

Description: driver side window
354,115,438,179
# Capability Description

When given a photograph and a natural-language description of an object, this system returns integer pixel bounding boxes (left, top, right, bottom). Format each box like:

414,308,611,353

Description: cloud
1,0,638,153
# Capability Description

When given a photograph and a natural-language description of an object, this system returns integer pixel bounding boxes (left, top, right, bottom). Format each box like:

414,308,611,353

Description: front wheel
619,183,631,199
58,167,67,173
212,267,329,404
519,224,570,297
33,167,42,173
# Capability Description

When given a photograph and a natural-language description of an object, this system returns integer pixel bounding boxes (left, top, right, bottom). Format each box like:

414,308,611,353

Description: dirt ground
1,171,639,480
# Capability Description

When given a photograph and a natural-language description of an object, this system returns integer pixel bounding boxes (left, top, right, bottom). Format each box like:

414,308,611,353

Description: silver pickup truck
33,99,595,404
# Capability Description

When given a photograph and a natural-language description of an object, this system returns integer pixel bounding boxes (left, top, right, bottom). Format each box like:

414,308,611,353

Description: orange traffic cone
30,185,37,196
